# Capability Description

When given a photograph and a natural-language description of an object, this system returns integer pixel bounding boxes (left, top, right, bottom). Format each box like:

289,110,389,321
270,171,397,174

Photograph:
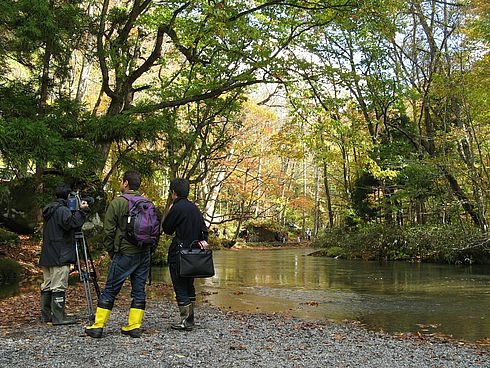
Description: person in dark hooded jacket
161,178,209,331
39,185,89,325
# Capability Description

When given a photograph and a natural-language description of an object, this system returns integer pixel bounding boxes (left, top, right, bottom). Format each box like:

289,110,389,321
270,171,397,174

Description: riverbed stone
0,300,488,367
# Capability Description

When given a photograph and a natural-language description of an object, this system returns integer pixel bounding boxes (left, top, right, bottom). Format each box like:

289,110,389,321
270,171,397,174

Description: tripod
74,230,100,322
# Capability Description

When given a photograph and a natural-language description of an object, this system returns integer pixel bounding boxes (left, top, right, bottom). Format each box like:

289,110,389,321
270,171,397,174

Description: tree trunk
322,159,334,228
439,165,484,229
314,166,321,236
202,161,230,228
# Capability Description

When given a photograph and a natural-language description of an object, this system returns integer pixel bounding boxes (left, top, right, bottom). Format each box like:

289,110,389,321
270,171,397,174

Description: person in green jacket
85,170,153,338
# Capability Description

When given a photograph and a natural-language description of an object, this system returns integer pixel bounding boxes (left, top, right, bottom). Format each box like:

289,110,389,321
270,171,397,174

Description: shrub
0,227,19,245
325,246,346,258
151,238,170,266
404,225,480,263
315,224,488,264
0,257,23,281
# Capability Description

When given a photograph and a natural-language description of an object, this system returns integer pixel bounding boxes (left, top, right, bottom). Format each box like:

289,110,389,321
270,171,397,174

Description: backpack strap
119,194,137,244
121,193,146,207
121,193,134,203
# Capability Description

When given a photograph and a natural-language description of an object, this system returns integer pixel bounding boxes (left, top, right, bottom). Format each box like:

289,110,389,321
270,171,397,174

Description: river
3,247,490,342
151,247,490,343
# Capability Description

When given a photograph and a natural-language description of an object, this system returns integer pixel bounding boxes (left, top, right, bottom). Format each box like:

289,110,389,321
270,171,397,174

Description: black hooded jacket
39,199,87,267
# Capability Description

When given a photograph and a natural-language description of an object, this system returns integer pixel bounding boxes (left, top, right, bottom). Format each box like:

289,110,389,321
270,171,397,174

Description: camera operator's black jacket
39,199,87,267
161,197,208,264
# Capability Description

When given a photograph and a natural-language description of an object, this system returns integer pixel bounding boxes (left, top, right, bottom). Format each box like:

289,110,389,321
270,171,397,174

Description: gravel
1,299,489,368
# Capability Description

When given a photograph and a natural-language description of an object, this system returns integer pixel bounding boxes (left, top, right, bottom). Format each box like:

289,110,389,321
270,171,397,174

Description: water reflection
152,248,490,342
3,248,490,342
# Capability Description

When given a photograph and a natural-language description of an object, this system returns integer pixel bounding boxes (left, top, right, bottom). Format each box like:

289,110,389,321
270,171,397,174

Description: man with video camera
39,185,89,325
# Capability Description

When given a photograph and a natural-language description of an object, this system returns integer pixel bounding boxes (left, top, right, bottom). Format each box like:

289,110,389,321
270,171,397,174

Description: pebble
1,299,489,368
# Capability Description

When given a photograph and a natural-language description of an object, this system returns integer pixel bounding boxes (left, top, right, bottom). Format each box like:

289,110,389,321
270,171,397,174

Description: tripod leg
87,247,101,299
75,232,96,322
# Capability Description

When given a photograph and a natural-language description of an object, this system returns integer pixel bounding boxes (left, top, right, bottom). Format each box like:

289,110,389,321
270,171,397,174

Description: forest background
1,0,490,269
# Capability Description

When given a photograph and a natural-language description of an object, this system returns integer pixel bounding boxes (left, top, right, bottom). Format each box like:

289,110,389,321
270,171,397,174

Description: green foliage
325,246,346,258
351,171,380,222
396,163,440,200
0,228,19,245
0,0,488,252
152,237,170,266
0,230,22,282
3,0,87,73
0,257,23,281
0,81,38,119
313,225,408,260
315,224,488,264
0,82,104,178
403,226,478,264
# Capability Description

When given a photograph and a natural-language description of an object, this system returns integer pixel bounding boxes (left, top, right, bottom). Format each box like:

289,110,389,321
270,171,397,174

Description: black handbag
178,242,215,278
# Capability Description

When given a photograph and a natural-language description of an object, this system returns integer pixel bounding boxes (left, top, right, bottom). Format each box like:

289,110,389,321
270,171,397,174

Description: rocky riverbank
1,295,489,368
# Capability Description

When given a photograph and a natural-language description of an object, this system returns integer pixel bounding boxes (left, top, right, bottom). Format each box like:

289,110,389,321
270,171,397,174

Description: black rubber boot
51,291,77,325
171,304,193,331
40,290,52,323
187,301,195,328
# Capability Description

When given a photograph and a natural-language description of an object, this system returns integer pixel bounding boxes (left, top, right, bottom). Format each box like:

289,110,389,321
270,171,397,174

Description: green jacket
103,190,146,255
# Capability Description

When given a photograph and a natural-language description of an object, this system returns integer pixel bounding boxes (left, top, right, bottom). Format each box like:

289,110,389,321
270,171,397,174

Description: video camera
68,191,95,211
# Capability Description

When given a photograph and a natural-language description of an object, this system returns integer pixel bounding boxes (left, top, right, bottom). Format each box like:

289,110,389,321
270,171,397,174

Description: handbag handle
178,240,209,250
190,240,209,249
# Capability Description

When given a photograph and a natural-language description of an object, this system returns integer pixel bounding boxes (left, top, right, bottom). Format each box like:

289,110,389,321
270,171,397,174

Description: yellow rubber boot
85,307,111,338
121,308,145,338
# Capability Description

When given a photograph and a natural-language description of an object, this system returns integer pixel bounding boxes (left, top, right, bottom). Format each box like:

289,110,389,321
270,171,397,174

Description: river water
151,248,490,343
3,247,489,342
